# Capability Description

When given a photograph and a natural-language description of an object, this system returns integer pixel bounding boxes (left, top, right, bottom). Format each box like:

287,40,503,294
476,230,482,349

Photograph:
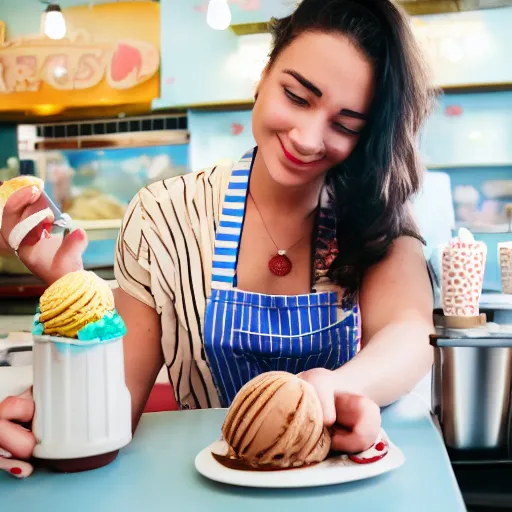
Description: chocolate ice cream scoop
222,372,331,469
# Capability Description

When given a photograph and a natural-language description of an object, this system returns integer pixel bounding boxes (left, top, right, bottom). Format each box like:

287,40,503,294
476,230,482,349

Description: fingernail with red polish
10,467,22,476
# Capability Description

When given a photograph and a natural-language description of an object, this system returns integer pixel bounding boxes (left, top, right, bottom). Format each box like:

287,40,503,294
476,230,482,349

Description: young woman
0,0,434,478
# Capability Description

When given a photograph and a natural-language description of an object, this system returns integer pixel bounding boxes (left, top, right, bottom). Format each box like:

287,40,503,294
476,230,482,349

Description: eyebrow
283,69,368,121
340,109,367,120
284,69,322,98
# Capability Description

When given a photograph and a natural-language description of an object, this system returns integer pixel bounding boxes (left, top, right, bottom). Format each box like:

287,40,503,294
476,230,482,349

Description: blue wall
154,3,512,108
425,91,512,291
154,0,295,108
417,8,512,87
422,92,512,167
188,109,254,170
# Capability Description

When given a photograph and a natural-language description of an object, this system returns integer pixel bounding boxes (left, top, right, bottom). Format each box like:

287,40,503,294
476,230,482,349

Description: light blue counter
1,394,465,512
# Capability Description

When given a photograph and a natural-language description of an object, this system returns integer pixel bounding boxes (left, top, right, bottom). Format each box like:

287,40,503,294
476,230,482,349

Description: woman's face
252,31,375,188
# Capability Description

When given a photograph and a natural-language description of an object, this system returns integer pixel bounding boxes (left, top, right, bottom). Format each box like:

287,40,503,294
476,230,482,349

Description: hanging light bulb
207,0,232,31
43,3,67,40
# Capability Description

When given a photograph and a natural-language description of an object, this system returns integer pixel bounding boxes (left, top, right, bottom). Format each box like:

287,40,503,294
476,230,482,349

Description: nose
288,116,326,157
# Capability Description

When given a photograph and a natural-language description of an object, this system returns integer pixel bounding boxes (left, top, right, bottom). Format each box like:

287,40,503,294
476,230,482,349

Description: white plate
195,439,405,488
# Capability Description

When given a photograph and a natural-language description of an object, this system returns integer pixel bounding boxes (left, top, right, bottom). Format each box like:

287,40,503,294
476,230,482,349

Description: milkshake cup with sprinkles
441,228,487,317
31,271,132,472
499,242,512,294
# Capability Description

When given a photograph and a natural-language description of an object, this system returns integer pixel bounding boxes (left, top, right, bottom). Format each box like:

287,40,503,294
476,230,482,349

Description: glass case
42,144,189,222
430,166,512,234
15,120,190,270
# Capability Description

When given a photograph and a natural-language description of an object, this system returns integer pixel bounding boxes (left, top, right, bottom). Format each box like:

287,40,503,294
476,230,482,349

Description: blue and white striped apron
204,148,360,407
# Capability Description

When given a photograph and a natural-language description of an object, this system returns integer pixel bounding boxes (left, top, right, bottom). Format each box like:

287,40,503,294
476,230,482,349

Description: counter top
0,316,33,337
1,394,465,512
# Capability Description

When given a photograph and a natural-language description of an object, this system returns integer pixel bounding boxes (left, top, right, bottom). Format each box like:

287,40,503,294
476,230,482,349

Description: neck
249,150,324,217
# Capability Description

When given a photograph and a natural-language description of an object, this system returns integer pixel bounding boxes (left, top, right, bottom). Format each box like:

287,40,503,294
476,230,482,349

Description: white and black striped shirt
114,162,343,409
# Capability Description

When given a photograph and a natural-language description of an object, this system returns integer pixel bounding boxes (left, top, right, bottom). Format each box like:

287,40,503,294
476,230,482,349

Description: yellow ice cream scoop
0,176,44,207
0,176,44,229
39,270,115,338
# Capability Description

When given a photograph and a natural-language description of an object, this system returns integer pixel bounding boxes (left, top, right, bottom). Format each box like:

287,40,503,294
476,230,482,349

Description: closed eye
333,123,360,136
284,88,308,106
285,87,361,136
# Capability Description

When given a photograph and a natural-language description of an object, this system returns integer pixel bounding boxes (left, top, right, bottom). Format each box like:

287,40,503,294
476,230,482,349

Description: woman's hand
299,368,381,453
0,389,36,478
0,186,88,284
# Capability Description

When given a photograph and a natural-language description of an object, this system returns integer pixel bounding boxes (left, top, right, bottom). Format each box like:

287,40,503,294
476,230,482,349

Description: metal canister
431,329,512,458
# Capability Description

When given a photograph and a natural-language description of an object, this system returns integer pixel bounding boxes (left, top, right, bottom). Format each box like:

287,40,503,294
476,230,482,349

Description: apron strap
210,146,340,292
211,148,255,291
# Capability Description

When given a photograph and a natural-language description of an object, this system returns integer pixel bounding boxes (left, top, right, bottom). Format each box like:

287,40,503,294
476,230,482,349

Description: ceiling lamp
43,3,67,40
207,0,232,31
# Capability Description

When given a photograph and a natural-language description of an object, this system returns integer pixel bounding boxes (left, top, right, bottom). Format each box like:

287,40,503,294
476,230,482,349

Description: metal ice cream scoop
42,190,72,236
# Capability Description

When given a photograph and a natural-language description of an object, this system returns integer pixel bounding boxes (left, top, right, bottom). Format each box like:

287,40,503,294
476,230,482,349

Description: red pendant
269,252,292,277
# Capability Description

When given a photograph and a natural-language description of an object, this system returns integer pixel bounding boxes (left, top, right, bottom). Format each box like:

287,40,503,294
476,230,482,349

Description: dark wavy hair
268,0,435,291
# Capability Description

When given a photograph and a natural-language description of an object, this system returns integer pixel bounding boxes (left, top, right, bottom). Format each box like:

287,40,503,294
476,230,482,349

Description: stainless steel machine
431,308,512,509
432,330,512,461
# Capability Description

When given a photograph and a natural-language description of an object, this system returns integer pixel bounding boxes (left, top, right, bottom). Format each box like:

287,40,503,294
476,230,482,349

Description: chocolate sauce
213,448,387,471
212,452,318,472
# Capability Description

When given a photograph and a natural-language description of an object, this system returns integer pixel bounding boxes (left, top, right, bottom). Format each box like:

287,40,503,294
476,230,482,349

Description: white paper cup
499,242,512,295
32,335,132,461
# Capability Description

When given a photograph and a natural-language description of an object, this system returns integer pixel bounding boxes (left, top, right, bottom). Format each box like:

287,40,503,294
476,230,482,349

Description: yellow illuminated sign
0,1,160,112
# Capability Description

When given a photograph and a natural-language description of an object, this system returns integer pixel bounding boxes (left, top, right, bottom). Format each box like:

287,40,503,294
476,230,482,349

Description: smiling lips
278,138,322,167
